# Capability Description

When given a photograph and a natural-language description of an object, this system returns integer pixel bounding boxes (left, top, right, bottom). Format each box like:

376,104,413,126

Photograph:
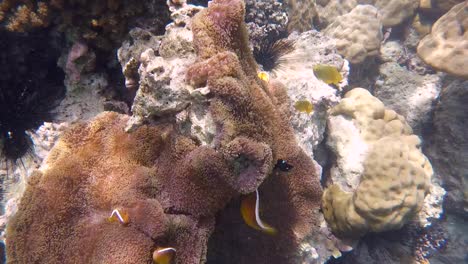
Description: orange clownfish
240,189,277,235
107,209,130,225
153,247,176,264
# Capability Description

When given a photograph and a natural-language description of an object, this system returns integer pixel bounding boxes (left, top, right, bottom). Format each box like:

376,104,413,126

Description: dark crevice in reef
315,131,335,188
0,30,66,166
187,0,209,6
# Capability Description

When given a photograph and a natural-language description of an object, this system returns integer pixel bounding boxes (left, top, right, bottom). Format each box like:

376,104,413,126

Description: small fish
240,189,277,235
294,100,314,114
275,159,293,172
313,64,343,85
153,247,176,264
257,71,270,82
107,209,130,225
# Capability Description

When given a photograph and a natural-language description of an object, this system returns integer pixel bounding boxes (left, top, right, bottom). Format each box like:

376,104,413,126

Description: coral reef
5,0,467,262
324,5,383,64
323,88,433,238
417,2,468,78
7,0,323,263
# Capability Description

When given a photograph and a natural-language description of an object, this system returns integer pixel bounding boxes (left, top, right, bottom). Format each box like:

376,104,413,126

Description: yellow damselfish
313,64,343,85
257,71,270,82
294,100,314,114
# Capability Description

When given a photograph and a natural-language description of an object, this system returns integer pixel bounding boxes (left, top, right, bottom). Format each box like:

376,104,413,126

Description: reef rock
425,79,468,216
124,3,201,131
374,61,442,133
272,30,347,159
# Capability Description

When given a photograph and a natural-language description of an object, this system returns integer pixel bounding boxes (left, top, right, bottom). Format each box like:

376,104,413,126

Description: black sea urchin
0,30,65,171
253,38,295,72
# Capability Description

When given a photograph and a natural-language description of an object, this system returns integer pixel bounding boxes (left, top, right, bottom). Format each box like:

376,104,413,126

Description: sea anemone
0,30,65,173
253,38,295,72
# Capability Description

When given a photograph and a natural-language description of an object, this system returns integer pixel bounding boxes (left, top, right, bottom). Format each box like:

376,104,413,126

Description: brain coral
324,5,383,64
322,88,432,238
417,2,468,78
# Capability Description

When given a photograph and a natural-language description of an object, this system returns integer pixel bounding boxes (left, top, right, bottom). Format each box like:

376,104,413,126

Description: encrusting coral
323,88,432,238
7,0,323,263
417,2,468,78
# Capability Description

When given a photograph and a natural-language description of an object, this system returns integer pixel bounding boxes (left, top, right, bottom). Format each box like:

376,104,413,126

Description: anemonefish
240,189,277,235
107,209,130,225
153,247,176,264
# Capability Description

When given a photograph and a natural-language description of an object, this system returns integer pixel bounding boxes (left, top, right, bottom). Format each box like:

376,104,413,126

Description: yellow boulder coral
417,2,468,78
323,88,432,238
